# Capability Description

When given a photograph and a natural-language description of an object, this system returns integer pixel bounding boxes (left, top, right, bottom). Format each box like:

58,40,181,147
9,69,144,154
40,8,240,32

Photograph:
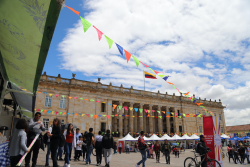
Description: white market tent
118,134,136,141
181,134,192,140
161,134,172,140
135,136,149,141
221,134,230,139
146,134,162,141
169,134,183,141
190,134,200,140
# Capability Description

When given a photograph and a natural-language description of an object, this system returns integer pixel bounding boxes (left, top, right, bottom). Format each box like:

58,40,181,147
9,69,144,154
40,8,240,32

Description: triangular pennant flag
56,94,59,97
124,50,132,63
118,105,122,110
162,76,169,81
74,97,77,99
38,91,41,93
124,106,128,110
103,115,106,117
93,25,103,41
80,16,92,33
56,111,58,115
129,107,133,111
90,114,93,118
159,116,162,119
115,43,123,56
96,101,100,102
113,104,117,109
151,110,155,112
52,111,55,114
134,108,138,112
139,61,149,68
111,115,114,117
153,70,161,74
94,115,98,119
104,35,113,49
98,115,102,117
40,110,43,112
65,5,80,15
90,99,95,101
158,74,166,78
75,113,78,116
148,110,150,113
107,115,110,119
115,114,118,116
167,82,174,85
68,97,72,99
86,114,90,117
67,113,70,115
144,109,148,113
82,114,85,116
139,108,143,113
49,94,53,96
79,98,83,100
44,110,47,114
132,55,140,67
48,110,51,113
63,112,66,115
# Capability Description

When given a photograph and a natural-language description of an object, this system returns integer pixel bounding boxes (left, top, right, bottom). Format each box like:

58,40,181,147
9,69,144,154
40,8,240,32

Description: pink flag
74,97,77,99
93,25,103,41
56,94,59,97
55,111,58,115
124,106,128,110
107,115,110,119
144,109,148,113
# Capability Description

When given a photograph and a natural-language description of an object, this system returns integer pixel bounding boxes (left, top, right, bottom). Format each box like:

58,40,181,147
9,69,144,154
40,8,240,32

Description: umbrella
62,123,77,129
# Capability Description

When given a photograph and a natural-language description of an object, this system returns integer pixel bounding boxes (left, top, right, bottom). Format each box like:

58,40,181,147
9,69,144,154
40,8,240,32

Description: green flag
90,114,93,118
139,108,143,113
105,35,113,49
118,105,122,110
132,55,140,67
80,16,92,33
158,74,166,78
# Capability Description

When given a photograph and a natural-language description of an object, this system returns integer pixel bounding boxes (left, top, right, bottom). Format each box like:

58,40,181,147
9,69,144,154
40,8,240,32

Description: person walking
134,143,138,153
126,143,130,154
118,142,122,154
63,124,76,167
25,112,45,167
162,139,171,164
227,144,233,163
45,125,52,167
74,128,82,161
135,131,148,167
57,128,65,161
233,145,240,164
102,130,114,167
9,119,30,167
239,143,246,164
82,133,88,161
85,128,95,165
75,136,83,161
47,118,61,167
153,141,160,163
95,131,103,166
113,142,117,154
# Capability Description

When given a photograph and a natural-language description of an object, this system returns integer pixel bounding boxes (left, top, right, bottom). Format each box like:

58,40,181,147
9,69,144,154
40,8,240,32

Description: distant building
36,73,227,136
226,124,250,137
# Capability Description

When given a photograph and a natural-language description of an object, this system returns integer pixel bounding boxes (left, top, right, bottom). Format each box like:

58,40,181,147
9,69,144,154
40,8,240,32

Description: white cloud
58,0,250,126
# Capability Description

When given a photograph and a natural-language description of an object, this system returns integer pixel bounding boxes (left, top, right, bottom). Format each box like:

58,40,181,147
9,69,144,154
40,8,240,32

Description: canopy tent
221,134,230,139
161,134,172,140
118,134,136,141
228,137,243,141
168,134,183,141
181,134,192,140
0,0,63,116
145,134,162,141
189,134,200,140
135,136,149,141
242,136,250,140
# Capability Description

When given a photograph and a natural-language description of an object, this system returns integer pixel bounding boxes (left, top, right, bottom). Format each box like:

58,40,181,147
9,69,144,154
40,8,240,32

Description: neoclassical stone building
36,73,226,136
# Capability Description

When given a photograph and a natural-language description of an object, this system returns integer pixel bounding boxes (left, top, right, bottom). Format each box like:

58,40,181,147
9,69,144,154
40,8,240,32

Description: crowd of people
227,142,250,164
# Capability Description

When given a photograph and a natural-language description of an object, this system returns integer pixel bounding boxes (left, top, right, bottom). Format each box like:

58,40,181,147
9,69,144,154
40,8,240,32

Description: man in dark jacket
102,130,114,167
197,135,210,167
136,131,148,167
162,139,171,164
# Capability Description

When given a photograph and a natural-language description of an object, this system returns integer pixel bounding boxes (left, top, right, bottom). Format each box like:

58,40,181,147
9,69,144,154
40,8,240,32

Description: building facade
36,73,226,136
226,124,250,137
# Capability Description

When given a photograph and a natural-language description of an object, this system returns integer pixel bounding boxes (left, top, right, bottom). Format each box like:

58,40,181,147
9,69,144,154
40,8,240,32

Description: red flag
65,5,80,15
139,61,149,68
93,25,103,41
124,50,132,63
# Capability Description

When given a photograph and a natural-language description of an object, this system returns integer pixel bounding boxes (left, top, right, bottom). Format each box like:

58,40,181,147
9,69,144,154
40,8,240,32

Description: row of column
112,102,176,137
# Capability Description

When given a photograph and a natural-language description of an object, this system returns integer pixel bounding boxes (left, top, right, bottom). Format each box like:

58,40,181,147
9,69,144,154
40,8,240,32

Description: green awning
0,0,63,94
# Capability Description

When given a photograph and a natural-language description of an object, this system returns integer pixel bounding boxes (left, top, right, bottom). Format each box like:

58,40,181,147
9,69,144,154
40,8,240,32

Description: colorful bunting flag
132,55,140,67
80,16,92,33
134,108,138,112
124,50,132,63
118,105,122,110
129,107,133,111
93,25,103,41
139,61,149,68
115,43,123,56
104,35,113,49
65,5,80,15
113,104,117,109
139,108,143,113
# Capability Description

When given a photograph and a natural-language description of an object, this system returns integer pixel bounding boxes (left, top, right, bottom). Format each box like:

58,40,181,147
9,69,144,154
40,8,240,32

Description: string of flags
63,5,215,117
35,108,207,119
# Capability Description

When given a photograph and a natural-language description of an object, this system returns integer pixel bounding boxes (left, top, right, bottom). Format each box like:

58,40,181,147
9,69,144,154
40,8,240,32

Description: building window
101,122,106,132
61,120,64,125
43,119,49,130
177,110,180,116
59,96,66,109
101,103,106,112
179,126,182,133
199,126,202,133
219,114,221,120
221,127,223,133
45,95,52,107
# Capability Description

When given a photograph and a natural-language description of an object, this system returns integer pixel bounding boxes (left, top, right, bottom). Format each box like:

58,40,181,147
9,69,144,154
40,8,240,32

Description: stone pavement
21,147,245,167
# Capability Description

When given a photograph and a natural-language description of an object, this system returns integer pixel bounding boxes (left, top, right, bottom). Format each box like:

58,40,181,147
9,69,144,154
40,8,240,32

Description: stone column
129,103,134,133
139,104,144,132
107,99,113,131
149,105,153,133
113,105,117,132
173,107,179,134
119,101,123,137
166,106,171,134
124,106,128,135
158,105,163,133
134,110,137,133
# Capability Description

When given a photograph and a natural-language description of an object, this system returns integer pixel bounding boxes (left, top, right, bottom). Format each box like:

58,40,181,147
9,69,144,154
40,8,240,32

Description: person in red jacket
173,146,179,158
153,141,161,163
136,131,148,167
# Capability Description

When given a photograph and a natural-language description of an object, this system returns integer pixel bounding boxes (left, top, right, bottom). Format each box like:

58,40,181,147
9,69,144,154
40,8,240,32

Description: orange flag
44,110,47,114
69,97,72,99
167,82,174,85
63,112,66,115
65,5,80,15
94,115,98,119
196,103,203,106
75,113,78,116
113,104,117,109
184,92,190,96
124,50,132,63
115,114,118,116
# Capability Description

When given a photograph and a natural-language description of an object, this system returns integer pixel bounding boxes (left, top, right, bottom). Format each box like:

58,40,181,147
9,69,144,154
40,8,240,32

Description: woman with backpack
47,118,61,167
63,124,76,167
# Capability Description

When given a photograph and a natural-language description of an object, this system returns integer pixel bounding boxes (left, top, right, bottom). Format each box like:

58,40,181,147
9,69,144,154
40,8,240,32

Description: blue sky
44,0,250,126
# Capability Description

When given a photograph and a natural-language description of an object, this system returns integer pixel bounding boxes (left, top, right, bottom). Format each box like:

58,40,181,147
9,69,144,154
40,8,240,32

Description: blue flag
134,108,138,112
163,76,169,81
116,43,123,56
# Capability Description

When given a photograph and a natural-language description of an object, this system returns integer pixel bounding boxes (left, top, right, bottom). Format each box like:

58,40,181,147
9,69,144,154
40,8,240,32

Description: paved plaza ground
20,147,246,167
